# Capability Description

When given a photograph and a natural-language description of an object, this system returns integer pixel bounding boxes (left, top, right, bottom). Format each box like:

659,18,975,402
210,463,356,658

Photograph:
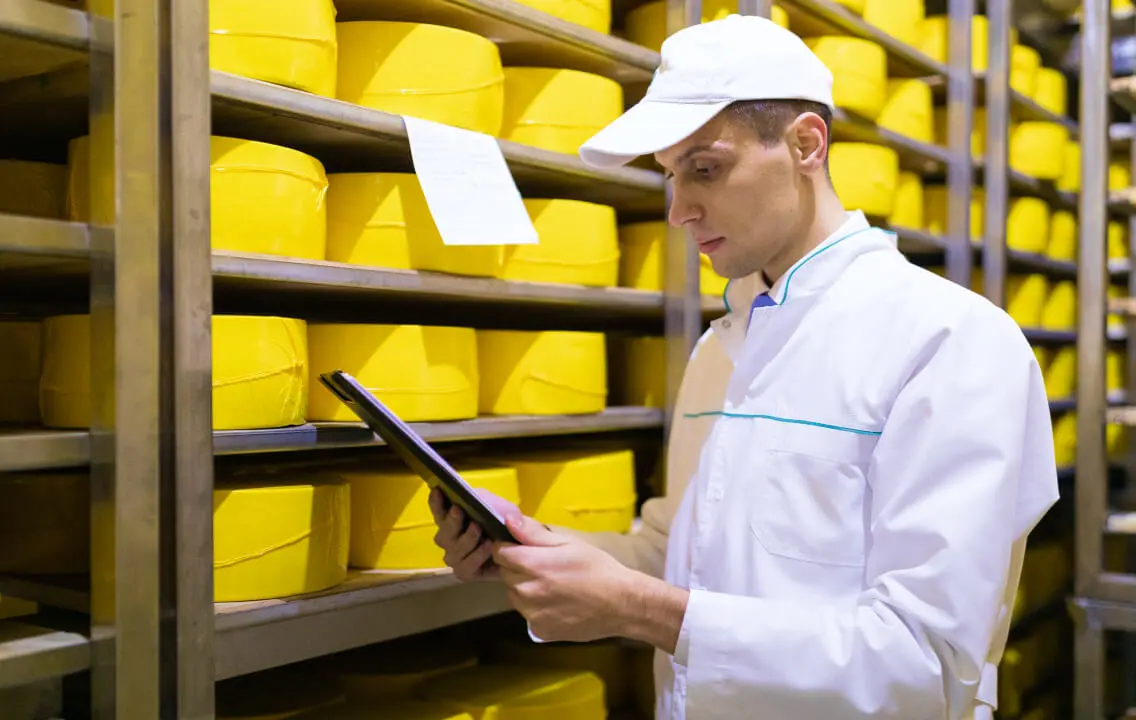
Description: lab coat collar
709,211,895,363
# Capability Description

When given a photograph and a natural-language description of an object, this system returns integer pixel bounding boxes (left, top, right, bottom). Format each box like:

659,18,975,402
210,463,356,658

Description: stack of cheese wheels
337,22,504,135
889,172,924,229
0,321,43,424
213,473,350,602
326,173,503,277
345,464,519,571
0,160,66,219
1011,44,1041,96
1011,122,1068,180
477,330,607,415
507,448,637,533
925,187,985,240
501,199,619,287
1044,347,1076,399
0,471,90,575
920,16,1018,70
1004,274,1049,328
878,80,934,144
215,663,346,719
210,0,338,97
1047,211,1076,261
860,0,926,49
1006,198,1050,255
70,134,329,260
412,665,607,719
1040,281,1076,330
830,143,899,218
1031,67,1067,116
618,221,730,296
330,628,479,701
39,314,308,430
804,37,888,120
623,1,789,52
307,324,479,422
501,68,623,154
515,0,612,34
487,636,631,710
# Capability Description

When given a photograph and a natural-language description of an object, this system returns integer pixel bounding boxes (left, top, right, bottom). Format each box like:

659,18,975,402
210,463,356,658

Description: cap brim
578,99,732,169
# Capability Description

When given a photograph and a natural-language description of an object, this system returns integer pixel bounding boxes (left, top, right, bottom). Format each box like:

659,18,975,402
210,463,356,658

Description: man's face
655,112,814,281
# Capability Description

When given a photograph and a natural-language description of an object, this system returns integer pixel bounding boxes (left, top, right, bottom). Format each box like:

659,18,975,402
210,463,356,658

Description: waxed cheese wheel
477,331,607,415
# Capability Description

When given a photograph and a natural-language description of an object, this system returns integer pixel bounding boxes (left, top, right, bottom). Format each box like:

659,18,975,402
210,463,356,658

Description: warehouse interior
0,0,1134,717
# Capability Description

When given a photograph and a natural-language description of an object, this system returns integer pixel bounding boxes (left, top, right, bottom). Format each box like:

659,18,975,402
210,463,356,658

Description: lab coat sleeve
675,304,1060,719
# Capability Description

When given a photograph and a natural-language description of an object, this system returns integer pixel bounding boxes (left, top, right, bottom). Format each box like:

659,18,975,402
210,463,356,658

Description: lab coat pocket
749,425,874,568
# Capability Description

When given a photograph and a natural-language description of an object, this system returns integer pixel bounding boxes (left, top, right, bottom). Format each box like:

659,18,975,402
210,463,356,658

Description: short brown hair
724,99,833,171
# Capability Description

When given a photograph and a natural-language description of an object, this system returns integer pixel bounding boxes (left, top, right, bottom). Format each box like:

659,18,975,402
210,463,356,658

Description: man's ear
791,112,829,174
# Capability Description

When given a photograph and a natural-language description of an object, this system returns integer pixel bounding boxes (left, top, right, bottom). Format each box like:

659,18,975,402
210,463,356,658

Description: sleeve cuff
673,587,704,667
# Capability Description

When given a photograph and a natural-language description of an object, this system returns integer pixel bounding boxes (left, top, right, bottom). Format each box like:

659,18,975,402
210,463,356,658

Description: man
429,14,1059,720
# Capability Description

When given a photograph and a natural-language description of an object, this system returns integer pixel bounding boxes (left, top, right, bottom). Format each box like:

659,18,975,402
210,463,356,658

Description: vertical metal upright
87,0,215,716
946,0,975,288
983,0,1012,307
662,0,703,443
1074,0,1113,716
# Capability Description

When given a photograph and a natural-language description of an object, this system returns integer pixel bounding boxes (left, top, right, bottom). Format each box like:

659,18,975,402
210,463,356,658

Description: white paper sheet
403,115,539,247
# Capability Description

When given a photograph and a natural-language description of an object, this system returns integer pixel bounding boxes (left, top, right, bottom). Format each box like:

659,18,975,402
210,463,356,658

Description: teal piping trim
776,226,883,304
682,410,882,436
722,279,732,313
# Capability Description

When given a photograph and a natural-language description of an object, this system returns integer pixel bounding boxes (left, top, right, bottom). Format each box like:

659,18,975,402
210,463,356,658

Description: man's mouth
696,237,725,254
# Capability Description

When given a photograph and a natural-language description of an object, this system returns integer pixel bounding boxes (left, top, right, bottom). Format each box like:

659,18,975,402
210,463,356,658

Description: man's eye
694,165,715,178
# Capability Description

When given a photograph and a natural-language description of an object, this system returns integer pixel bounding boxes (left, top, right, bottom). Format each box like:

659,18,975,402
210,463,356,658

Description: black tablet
318,370,518,543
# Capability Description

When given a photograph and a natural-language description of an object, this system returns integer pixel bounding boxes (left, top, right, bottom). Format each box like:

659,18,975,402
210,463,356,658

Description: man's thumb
506,513,563,547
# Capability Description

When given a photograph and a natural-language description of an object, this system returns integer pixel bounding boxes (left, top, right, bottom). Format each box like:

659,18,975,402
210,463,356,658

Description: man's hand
491,513,644,644
428,487,521,581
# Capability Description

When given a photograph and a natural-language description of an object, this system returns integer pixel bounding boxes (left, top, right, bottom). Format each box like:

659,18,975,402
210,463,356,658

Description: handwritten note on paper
403,115,539,247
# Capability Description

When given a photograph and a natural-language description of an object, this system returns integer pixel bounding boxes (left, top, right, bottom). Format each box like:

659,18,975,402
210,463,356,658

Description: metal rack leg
945,0,974,288
1074,616,1106,720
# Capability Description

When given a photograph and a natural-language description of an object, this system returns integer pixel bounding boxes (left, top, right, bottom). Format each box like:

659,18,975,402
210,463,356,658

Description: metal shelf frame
0,0,979,716
1074,1,1136,718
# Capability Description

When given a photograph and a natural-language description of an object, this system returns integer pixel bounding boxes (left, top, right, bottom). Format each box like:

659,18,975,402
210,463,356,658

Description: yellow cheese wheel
878,80,934,144
70,134,329,260
1041,281,1076,330
210,0,337,97
216,663,346,719
804,37,888,120
700,255,729,296
1109,423,1128,461
513,0,611,33
1044,347,1076,399
623,1,788,52
1108,350,1125,393
345,465,519,571
1052,412,1075,467
326,173,503,277
1047,211,1076,261
509,449,636,533
1110,285,1126,333
924,187,984,240
0,160,66,219
920,16,1000,70
618,222,726,295
889,172,924,229
213,476,350,602
1010,122,1068,180
0,471,90,575
477,330,607,415
336,22,504,136
1006,274,1049,328
307,324,478,422
830,143,899,218
1058,140,1080,192
1110,221,1130,261
1111,160,1132,191
502,68,623,155
487,637,631,710
1006,198,1050,254
1031,67,1067,116
1032,345,1051,373
413,665,606,719
0,595,37,620
934,107,986,159
0,321,42,424
621,336,665,408
862,0,925,49
501,199,619,287
332,629,479,700
1011,44,1041,97
40,314,307,430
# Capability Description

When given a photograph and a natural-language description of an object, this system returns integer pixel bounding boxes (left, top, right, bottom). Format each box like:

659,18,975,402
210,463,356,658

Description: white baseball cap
578,14,835,169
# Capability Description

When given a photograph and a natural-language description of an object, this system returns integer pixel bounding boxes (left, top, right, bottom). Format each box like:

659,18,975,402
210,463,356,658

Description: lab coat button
709,486,723,500
722,319,731,328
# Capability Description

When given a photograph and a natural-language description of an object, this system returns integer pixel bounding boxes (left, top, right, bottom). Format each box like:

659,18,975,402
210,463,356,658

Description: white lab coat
574,211,1060,719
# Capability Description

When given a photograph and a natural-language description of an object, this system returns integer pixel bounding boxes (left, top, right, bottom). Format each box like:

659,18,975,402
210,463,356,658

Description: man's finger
454,540,494,582
444,523,483,567
506,513,565,548
433,504,465,548
428,487,447,524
